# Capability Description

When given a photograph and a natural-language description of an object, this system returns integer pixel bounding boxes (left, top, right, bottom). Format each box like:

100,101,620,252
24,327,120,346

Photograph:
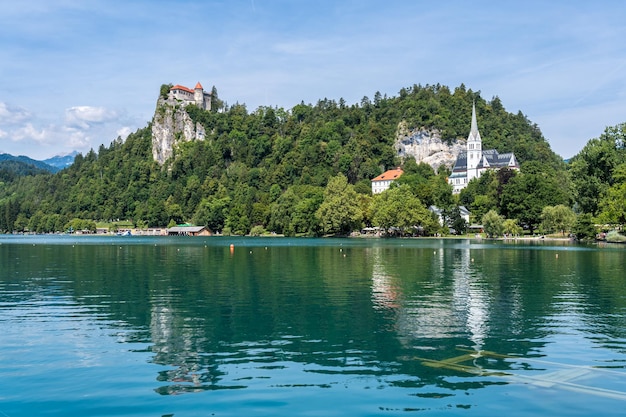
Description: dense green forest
0,83,624,239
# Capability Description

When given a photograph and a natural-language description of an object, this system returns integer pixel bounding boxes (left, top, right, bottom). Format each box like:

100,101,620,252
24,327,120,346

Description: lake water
1,235,625,416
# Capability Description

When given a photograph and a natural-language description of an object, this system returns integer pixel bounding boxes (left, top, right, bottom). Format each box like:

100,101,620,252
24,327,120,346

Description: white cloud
12,123,48,143
0,100,141,159
65,106,118,129
0,102,31,124
62,126,91,149
116,126,133,140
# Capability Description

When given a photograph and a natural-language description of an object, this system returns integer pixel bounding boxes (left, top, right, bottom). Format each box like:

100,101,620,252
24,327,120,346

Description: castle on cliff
168,82,211,111
448,103,519,194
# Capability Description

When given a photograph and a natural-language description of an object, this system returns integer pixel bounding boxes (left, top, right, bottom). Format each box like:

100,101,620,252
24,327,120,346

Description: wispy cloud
11,123,48,143
0,102,31,124
65,106,118,129
0,100,132,158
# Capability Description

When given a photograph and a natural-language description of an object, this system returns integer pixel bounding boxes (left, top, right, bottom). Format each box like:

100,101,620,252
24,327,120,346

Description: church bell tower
466,102,482,181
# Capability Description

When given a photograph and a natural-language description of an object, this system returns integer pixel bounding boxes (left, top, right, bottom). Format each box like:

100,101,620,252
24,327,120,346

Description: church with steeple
448,103,519,194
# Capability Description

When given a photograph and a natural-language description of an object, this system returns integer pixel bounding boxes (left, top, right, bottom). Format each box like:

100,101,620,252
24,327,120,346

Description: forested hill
1,83,566,234
0,153,58,173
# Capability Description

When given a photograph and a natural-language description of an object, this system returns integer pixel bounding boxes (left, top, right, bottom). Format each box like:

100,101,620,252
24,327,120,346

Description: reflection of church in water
370,243,521,352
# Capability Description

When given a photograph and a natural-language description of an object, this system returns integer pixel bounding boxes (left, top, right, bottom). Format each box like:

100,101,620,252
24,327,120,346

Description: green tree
503,218,523,236
569,123,626,215
500,162,570,233
14,213,29,232
448,206,468,235
596,163,626,228
269,185,323,236
165,196,184,225
459,170,499,219
572,213,597,241
192,196,231,232
370,185,438,236
540,205,576,235
316,174,363,235
482,210,504,238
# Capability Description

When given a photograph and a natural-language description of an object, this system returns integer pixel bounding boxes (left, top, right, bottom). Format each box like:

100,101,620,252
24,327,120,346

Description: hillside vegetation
2,82,621,238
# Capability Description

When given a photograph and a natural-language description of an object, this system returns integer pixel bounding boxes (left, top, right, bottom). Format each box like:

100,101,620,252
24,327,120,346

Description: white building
448,103,519,194
371,168,404,194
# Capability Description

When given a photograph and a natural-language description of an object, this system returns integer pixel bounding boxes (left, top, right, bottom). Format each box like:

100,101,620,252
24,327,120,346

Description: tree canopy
3,82,616,238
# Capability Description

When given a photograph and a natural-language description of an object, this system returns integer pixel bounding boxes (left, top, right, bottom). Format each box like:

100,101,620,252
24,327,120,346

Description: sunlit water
1,235,625,416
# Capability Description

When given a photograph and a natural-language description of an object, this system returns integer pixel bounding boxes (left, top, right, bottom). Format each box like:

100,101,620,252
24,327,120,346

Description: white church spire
468,101,481,142
466,101,482,181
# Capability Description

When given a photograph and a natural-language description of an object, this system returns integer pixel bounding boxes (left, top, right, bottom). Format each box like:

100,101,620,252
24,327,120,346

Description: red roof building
371,168,403,194
168,82,212,111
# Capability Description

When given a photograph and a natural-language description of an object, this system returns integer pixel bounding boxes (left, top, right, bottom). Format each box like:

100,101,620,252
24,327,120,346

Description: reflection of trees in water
143,243,391,394
12,239,625,395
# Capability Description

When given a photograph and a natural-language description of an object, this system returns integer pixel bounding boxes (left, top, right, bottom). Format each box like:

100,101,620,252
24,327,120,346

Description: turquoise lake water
1,235,625,416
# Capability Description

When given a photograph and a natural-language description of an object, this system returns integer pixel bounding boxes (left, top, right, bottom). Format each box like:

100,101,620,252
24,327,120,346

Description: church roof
478,150,519,169
371,168,403,182
451,151,468,171
452,149,520,172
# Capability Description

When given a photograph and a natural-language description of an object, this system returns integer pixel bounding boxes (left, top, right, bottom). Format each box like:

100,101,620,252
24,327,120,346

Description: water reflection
2,237,626,415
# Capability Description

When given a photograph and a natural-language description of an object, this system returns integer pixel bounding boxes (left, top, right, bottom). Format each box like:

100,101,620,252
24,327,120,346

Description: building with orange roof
371,168,404,194
169,82,212,111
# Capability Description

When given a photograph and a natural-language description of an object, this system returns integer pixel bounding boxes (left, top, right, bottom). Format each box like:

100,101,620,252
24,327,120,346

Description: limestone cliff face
151,97,206,165
395,121,464,171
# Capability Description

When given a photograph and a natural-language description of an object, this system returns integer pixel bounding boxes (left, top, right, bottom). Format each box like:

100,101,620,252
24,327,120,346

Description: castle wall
169,88,210,110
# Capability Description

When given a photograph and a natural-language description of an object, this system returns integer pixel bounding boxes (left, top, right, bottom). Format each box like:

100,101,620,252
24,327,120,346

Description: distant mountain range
42,151,79,170
0,151,77,175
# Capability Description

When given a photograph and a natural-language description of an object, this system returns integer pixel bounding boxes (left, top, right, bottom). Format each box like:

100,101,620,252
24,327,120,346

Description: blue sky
1,0,625,160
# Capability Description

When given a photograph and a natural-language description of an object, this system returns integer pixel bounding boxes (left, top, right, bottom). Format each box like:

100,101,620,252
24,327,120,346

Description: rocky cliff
151,97,206,165
395,121,464,171
150,97,463,170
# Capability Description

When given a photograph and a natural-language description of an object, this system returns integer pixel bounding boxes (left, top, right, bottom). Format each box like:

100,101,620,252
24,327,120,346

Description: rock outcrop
151,97,206,165
395,121,464,172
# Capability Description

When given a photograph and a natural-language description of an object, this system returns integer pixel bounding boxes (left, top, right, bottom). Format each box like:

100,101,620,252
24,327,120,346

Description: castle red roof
170,84,194,94
195,82,203,90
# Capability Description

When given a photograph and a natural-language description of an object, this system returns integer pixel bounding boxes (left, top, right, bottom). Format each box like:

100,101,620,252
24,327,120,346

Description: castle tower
194,82,205,109
466,101,482,181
